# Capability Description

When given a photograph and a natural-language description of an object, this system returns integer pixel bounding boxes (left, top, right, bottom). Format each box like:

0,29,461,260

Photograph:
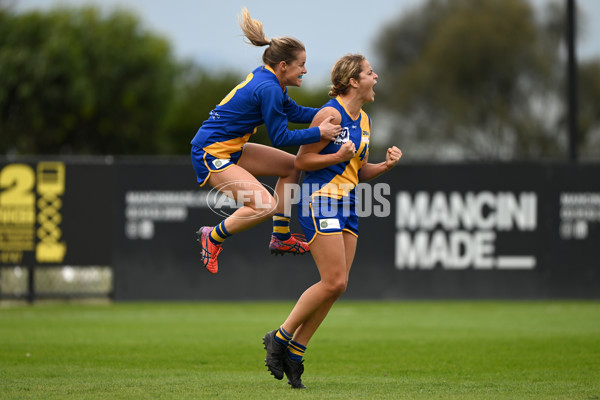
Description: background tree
0,3,331,156
160,63,240,155
3,1,598,159
0,6,176,155
374,0,598,160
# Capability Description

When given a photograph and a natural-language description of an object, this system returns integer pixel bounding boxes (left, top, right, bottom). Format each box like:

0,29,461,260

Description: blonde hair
329,54,366,97
239,8,305,68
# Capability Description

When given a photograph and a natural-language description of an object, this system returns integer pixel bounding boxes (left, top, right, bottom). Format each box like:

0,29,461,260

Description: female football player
192,8,341,273
262,54,402,388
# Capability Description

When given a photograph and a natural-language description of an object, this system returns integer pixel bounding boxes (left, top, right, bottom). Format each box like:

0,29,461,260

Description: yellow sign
0,162,66,265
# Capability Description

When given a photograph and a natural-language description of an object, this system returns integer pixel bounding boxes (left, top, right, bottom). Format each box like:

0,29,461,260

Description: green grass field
1,301,599,399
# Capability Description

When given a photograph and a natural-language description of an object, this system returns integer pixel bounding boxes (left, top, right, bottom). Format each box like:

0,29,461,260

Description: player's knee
262,203,278,219
323,277,347,298
247,195,277,219
286,164,301,181
336,279,348,296
279,156,299,179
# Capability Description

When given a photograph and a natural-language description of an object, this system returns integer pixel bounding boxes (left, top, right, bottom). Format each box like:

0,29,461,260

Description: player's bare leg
239,143,309,256
198,165,277,273
291,232,357,344
281,232,356,340
274,232,356,388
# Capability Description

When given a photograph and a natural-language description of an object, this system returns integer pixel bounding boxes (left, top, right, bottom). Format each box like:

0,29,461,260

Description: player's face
357,60,378,103
282,51,308,87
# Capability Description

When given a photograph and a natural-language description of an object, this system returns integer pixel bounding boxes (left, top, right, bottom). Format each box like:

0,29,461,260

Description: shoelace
290,233,307,243
201,231,222,266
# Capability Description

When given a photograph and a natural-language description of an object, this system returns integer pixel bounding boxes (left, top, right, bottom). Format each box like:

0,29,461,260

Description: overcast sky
14,0,600,88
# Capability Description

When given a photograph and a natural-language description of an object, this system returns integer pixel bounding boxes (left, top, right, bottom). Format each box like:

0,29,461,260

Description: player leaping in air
190,8,341,273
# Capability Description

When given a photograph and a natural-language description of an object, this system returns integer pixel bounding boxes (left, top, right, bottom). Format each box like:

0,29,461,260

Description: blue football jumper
191,65,320,159
302,96,371,199
297,96,371,243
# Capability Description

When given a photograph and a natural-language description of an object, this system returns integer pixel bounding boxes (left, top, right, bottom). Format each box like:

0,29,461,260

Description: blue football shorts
297,195,359,244
191,145,244,186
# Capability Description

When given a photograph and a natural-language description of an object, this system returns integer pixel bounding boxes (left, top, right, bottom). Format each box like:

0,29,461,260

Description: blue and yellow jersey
190,66,320,159
302,96,371,200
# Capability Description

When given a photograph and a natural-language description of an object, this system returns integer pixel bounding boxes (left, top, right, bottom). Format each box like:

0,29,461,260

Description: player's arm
282,93,318,123
261,86,319,147
295,108,354,171
261,85,341,146
358,146,403,182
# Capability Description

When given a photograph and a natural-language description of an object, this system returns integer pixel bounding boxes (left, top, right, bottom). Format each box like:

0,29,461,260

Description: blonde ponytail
238,8,305,69
239,7,271,47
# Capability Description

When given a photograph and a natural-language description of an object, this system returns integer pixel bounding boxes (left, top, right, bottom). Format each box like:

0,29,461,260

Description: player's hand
385,146,402,169
318,116,342,141
337,141,356,162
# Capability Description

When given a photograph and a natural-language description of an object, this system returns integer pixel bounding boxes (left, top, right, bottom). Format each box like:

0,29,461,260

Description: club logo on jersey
334,128,350,145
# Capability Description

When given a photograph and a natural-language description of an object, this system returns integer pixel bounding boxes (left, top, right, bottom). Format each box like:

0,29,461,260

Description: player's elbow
269,134,287,148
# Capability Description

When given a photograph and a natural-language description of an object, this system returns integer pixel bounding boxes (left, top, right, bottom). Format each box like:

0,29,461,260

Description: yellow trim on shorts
198,145,247,187
307,231,342,246
342,228,358,238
